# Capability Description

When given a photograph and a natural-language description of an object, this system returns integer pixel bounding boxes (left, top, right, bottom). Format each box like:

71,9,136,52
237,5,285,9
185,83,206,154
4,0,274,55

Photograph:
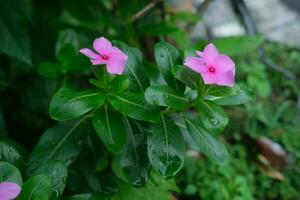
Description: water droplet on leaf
210,118,219,126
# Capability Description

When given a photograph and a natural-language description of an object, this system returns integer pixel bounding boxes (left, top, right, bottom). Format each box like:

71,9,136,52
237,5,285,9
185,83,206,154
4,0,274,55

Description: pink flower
79,37,128,75
184,43,235,87
0,182,21,200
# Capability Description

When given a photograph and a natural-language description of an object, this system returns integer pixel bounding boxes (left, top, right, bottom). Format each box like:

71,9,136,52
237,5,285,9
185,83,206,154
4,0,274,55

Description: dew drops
210,118,219,126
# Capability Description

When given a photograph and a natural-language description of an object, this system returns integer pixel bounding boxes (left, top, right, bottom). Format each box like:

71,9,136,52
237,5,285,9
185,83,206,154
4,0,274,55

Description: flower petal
213,54,235,74
0,182,21,200
201,72,217,84
106,59,126,75
93,37,112,55
196,51,203,57
184,56,208,73
110,47,128,61
79,48,99,59
216,70,235,87
203,43,219,65
91,58,107,65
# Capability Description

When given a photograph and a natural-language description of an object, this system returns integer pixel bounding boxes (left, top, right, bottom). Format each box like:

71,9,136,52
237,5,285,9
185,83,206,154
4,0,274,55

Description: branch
129,0,162,22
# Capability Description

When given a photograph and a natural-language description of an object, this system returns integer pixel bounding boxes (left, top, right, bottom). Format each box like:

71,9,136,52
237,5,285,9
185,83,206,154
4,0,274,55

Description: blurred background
1,0,300,199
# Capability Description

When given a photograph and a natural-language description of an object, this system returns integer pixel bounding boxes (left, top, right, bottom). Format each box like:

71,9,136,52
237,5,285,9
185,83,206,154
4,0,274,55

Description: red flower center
208,66,215,73
101,55,109,60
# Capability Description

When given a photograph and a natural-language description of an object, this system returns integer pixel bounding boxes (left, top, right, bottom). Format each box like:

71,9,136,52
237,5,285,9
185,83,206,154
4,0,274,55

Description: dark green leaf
111,172,179,200
206,85,255,106
0,139,24,168
17,175,51,200
109,92,160,123
120,117,150,186
113,41,149,92
50,87,105,121
148,113,185,178
0,161,22,184
213,36,264,56
38,62,61,79
110,75,131,92
65,193,105,200
92,106,127,154
0,0,31,65
145,85,187,110
193,100,229,135
30,160,68,198
172,65,202,89
56,29,79,56
27,120,85,173
57,44,76,73
185,115,229,165
154,42,182,90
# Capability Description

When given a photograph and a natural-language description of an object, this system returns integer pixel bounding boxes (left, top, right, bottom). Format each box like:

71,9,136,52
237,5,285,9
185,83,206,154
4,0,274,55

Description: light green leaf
213,36,264,56
206,85,255,106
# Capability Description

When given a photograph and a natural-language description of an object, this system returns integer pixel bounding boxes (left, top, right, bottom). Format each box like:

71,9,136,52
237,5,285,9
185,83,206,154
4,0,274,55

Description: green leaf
110,172,179,200
154,42,182,90
193,100,229,135
0,161,22,184
109,92,160,123
120,117,150,186
0,139,24,168
65,193,105,200
110,75,131,93
172,65,202,89
171,12,201,23
206,85,255,106
148,113,185,178
184,115,229,165
145,85,187,110
92,105,127,154
57,44,76,72
113,41,149,92
0,0,31,65
213,36,264,56
30,160,68,198
50,87,105,121
56,29,79,56
27,120,85,173
17,175,51,200
38,62,61,79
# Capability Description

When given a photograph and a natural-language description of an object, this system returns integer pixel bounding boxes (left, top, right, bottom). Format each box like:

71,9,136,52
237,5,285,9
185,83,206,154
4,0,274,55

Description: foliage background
0,0,300,199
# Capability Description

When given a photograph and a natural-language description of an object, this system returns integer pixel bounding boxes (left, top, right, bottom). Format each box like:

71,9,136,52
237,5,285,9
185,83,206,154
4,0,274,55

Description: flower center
101,55,109,60
208,66,215,73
